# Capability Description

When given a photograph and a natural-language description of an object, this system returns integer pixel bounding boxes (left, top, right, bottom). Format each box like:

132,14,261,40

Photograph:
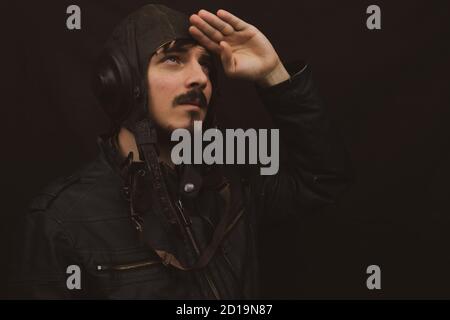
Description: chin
169,114,205,132
165,119,194,133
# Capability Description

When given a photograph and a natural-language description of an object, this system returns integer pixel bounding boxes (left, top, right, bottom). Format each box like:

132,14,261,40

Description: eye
163,55,181,64
199,61,212,75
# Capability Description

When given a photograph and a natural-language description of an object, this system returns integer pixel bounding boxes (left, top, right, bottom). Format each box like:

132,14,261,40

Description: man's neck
117,126,173,167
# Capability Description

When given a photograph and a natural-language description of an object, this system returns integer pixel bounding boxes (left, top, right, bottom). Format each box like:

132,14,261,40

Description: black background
1,0,450,298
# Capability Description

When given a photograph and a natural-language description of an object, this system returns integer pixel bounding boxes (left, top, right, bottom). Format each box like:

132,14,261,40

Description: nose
185,60,208,90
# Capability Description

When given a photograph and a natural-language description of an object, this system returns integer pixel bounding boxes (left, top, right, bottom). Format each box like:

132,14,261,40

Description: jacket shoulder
29,174,81,212
29,156,122,217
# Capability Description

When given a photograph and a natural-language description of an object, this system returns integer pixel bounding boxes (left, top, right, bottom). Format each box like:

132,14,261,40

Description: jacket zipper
97,259,161,272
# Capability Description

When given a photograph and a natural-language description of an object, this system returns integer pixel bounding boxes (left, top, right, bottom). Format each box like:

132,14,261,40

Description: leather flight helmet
92,3,219,131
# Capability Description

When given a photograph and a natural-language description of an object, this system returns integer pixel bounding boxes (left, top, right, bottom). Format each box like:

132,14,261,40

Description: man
12,4,352,299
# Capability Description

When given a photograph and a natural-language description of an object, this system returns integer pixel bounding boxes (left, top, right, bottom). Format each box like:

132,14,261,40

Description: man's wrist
256,62,290,88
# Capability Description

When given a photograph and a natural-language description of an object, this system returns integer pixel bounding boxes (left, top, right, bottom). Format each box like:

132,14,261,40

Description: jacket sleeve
250,61,354,221
9,203,76,299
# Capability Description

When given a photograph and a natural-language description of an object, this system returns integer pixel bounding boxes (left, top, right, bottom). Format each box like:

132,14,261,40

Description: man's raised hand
189,9,289,87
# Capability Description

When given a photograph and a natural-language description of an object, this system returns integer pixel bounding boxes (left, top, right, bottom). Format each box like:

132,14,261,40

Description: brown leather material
152,181,244,271
126,118,245,272
133,120,179,226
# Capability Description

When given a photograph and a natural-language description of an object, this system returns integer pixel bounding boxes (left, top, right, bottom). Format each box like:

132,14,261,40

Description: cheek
148,75,178,112
150,77,176,99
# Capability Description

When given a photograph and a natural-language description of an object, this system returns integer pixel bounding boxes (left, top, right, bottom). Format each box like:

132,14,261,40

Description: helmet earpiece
92,45,144,126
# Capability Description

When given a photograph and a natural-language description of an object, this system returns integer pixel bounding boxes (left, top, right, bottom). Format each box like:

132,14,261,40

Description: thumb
219,41,234,74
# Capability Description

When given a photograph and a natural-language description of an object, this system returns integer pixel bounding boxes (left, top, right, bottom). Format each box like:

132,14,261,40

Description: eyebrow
159,45,212,60
161,46,189,55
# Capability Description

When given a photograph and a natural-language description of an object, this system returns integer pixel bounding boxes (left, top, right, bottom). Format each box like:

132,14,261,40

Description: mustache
173,88,207,109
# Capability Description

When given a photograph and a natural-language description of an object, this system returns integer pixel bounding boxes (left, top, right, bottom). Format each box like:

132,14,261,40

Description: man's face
147,41,213,132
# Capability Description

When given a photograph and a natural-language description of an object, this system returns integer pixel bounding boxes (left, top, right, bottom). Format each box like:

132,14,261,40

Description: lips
180,99,200,107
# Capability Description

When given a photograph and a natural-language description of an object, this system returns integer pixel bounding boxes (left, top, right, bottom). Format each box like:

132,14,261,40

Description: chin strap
133,119,178,225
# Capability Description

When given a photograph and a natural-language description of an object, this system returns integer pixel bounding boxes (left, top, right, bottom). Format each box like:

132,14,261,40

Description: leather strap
130,118,244,271
154,182,244,271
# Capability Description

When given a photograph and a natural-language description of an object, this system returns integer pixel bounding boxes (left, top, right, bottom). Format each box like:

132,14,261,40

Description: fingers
190,14,224,43
198,9,235,36
216,9,248,31
188,26,221,54
219,41,234,74
189,8,249,73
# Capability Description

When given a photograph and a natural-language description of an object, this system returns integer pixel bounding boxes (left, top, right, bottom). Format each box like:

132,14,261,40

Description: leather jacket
10,63,353,299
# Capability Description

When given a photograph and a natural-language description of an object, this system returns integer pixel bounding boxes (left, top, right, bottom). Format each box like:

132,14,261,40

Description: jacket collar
97,133,228,197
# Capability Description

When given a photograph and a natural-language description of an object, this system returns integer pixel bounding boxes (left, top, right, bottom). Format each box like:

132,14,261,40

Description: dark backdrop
1,0,449,298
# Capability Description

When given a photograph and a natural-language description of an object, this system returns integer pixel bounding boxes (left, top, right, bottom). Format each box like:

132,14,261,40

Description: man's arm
9,190,76,299
190,9,353,219
254,61,353,218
